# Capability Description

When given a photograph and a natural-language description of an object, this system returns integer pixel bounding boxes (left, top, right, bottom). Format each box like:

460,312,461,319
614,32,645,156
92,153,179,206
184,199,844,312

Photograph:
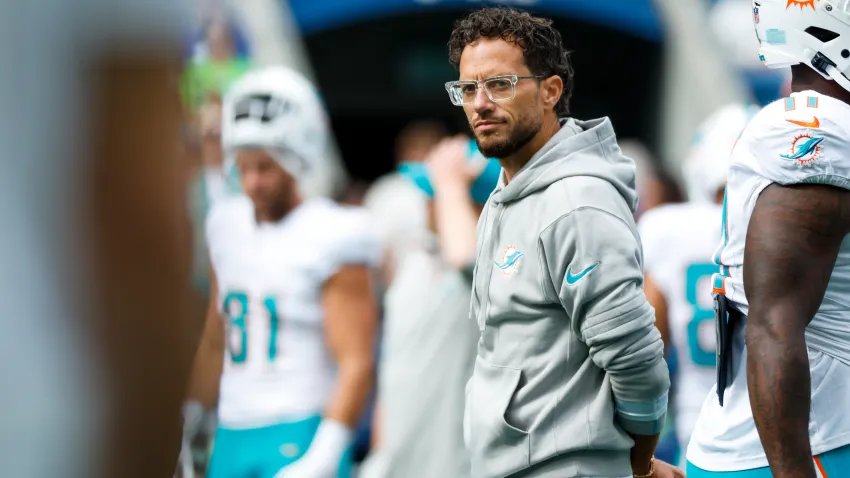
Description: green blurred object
182,57,252,108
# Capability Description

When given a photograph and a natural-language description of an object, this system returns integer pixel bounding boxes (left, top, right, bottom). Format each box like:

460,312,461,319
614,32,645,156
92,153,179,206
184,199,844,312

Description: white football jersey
688,91,850,471
206,196,382,428
638,202,721,454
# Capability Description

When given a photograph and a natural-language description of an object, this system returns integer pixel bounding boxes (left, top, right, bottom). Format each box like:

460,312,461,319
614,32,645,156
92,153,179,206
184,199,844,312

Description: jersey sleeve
636,207,671,279
204,196,249,268
748,104,850,189
204,200,228,263
315,207,384,282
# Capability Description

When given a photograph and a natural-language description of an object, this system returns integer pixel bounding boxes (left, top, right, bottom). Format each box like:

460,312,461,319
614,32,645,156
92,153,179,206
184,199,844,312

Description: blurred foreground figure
363,120,446,285
622,140,684,221
686,1,850,477
0,1,204,478
188,66,380,478
639,104,757,467
361,137,498,478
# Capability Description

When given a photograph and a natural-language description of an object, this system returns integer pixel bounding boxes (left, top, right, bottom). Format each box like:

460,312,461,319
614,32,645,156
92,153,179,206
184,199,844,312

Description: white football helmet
683,103,760,203
222,66,328,178
753,0,850,92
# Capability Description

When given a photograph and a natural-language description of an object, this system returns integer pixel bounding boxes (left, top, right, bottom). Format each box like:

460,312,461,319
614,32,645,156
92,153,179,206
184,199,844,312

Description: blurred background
186,0,787,204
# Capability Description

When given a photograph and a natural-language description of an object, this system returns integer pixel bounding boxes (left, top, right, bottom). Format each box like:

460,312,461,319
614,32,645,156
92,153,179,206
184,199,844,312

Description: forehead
458,37,529,80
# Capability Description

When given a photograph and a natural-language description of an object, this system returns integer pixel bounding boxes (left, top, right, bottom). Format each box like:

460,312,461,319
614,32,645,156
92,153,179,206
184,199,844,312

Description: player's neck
256,194,302,224
791,68,850,106
500,115,561,183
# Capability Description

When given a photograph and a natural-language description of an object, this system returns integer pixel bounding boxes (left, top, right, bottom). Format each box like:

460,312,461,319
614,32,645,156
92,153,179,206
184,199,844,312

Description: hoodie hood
491,117,639,213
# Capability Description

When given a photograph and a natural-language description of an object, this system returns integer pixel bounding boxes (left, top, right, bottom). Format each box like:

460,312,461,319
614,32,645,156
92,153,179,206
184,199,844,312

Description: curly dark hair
448,7,574,116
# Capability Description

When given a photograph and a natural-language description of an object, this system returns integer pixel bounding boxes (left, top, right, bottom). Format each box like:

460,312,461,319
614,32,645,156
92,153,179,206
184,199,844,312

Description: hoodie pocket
467,356,530,476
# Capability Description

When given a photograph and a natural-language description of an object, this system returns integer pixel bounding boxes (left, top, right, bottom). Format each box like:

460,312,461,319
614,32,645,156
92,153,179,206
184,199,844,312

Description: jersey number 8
685,263,717,367
222,291,280,364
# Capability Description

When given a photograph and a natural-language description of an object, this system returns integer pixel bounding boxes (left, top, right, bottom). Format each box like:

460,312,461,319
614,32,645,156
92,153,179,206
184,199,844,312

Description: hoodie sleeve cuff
618,413,666,436
615,392,668,436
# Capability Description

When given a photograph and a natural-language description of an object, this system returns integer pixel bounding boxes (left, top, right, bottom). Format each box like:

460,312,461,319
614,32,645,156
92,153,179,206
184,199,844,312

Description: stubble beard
473,112,542,159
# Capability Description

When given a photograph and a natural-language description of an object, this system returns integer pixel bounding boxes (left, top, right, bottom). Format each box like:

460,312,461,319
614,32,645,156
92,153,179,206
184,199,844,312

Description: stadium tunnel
287,0,666,183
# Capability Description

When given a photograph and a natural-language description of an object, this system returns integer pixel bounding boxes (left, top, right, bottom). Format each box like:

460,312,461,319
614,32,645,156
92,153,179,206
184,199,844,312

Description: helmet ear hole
842,49,850,59
805,26,840,42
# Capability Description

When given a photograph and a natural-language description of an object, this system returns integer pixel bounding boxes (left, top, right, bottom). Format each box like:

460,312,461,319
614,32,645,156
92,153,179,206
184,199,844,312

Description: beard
472,112,542,159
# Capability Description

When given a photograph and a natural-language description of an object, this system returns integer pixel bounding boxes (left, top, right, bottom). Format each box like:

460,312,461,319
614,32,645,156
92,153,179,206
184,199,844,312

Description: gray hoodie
464,118,670,478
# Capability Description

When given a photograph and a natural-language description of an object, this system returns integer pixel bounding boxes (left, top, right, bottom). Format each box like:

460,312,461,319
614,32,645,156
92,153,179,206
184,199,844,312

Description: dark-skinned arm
322,264,378,428
744,183,850,478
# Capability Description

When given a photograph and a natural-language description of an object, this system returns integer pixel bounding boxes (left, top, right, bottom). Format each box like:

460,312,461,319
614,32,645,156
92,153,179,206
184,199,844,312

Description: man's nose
471,86,494,113
241,170,261,193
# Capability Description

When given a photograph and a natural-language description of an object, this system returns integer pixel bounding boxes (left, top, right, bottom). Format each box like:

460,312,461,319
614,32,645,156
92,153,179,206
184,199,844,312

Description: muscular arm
433,181,481,269
429,136,482,270
323,265,378,427
744,183,850,478
185,267,224,408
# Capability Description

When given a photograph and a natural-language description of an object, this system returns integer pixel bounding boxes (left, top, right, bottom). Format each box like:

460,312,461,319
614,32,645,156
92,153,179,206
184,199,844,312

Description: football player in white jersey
189,66,381,478
639,104,758,466
686,1,850,477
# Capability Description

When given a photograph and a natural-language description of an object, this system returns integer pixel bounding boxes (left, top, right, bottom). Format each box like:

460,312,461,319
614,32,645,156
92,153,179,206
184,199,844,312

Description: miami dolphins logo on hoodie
495,245,524,276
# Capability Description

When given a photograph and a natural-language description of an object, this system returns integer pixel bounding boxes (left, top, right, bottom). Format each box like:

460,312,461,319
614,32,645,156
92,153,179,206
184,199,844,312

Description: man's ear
540,75,563,112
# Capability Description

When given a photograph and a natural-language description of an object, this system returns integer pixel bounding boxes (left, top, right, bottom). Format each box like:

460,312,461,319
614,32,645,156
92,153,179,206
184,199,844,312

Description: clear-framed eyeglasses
444,74,546,106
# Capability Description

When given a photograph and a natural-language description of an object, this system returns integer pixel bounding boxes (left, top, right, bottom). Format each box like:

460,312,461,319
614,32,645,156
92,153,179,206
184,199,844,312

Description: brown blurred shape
394,120,449,165
86,52,207,478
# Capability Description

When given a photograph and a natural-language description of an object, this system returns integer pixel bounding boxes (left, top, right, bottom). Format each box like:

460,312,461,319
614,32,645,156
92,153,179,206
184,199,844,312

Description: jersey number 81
222,291,281,364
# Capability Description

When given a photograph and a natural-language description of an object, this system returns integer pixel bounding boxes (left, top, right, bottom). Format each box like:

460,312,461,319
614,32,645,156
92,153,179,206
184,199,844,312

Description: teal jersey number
264,296,280,361
221,291,281,364
685,263,716,367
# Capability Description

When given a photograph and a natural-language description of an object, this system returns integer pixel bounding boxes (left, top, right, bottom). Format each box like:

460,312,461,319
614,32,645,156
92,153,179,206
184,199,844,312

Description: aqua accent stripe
619,416,666,436
712,188,729,266
785,97,796,111
615,391,668,421
713,275,725,291
686,461,774,477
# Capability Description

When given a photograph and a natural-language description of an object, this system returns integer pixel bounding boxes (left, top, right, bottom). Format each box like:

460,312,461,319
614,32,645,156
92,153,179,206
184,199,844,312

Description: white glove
274,419,352,478
179,401,206,478
182,400,205,442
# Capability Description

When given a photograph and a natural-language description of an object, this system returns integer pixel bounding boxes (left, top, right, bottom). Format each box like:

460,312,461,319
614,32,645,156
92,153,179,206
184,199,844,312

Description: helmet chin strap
826,64,850,93
802,48,850,93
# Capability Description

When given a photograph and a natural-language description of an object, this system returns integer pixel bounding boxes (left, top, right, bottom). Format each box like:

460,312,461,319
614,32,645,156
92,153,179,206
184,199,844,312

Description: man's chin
476,139,513,159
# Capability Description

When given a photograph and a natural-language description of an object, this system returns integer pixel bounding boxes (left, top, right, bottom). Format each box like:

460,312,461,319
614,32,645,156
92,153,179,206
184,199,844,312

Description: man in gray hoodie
445,8,680,478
